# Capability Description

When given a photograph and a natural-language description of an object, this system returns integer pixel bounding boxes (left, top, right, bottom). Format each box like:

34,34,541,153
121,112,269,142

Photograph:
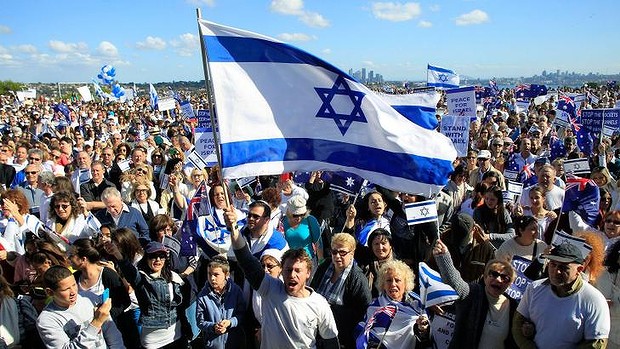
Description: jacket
196,278,246,349
118,258,183,329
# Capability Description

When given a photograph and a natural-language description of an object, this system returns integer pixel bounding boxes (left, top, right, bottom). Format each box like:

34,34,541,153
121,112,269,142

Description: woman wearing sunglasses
120,164,156,203
433,239,519,349
44,190,101,252
105,240,185,349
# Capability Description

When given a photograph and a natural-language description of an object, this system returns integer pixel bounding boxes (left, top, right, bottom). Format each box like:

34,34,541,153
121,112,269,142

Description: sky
1,0,619,84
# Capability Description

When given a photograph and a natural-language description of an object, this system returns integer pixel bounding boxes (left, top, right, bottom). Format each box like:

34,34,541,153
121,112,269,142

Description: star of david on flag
427,64,459,89
198,20,457,196
405,200,438,225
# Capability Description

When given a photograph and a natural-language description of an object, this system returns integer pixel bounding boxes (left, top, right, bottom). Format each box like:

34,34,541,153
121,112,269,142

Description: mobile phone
101,288,110,304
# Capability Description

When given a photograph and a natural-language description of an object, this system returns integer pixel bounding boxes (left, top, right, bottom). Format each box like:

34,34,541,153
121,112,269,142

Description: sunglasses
292,213,305,218
247,213,264,220
605,219,620,226
148,254,167,260
25,171,38,175
54,204,70,210
330,249,351,257
28,157,41,161
135,169,147,174
152,154,162,158
492,144,503,147
487,270,511,283
261,262,280,271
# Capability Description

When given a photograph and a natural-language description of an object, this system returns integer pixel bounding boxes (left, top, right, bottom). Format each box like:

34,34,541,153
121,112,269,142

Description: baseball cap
542,241,584,264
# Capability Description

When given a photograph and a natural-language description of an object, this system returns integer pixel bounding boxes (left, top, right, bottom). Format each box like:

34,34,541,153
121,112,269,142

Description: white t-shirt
496,238,548,262
520,185,564,211
517,278,610,348
258,275,338,349
478,294,510,349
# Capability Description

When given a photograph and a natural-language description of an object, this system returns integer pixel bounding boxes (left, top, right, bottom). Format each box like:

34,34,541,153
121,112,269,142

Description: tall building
369,70,374,82
362,68,367,83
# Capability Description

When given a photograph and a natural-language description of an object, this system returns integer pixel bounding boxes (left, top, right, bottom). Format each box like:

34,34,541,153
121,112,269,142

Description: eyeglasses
487,270,511,283
0,149,8,152
135,189,149,194
148,254,167,260
152,154,162,158
25,171,38,175
492,144,503,147
330,249,351,257
466,156,475,160
292,213,305,218
28,157,41,161
605,219,620,225
54,204,70,210
247,213,264,220
261,263,280,271
135,169,147,174
192,174,203,177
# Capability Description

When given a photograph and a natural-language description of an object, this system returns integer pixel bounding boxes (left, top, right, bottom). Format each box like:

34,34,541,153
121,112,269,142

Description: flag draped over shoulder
427,64,459,89
199,20,457,196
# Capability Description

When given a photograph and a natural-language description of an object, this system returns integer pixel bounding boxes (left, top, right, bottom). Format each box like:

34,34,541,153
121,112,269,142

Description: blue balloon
112,84,125,98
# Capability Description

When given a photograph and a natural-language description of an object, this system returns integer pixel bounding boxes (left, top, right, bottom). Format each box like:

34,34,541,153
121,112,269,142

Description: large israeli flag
427,64,460,89
376,90,440,130
199,20,457,195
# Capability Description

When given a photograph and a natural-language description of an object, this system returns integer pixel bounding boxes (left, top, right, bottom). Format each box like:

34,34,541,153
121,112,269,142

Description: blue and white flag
376,90,440,130
418,262,459,308
149,83,159,110
405,200,438,225
198,20,457,196
427,64,459,89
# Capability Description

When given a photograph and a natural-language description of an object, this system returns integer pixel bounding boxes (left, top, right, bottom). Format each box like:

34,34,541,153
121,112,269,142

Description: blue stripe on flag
428,65,455,74
407,216,438,224
421,265,443,282
427,290,459,299
221,138,453,186
391,105,438,130
204,36,351,80
406,201,437,208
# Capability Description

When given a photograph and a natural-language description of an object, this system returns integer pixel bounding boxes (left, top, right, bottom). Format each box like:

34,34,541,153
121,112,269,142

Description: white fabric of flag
199,20,457,195
418,262,459,308
77,86,93,102
149,83,159,110
563,158,590,175
375,90,440,130
404,200,438,225
427,64,459,89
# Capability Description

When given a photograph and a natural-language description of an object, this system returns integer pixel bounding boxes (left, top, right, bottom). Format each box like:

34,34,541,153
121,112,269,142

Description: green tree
0,80,24,95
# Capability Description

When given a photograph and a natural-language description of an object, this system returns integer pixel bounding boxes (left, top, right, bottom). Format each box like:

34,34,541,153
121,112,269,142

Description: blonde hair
377,260,415,294
331,233,356,252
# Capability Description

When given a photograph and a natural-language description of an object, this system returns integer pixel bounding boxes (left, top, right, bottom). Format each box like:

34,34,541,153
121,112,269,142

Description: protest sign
440,115,469,157
194,109,219,166
157,98,176,111
580,109,620,135
506,255,533,301
446,86,476,118
432,311,456,349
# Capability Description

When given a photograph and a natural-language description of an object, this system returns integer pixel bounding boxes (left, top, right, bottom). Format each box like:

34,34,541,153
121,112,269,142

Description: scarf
316,261,354,306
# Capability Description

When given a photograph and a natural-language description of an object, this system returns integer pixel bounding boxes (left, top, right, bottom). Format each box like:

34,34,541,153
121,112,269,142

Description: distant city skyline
2,0,619,83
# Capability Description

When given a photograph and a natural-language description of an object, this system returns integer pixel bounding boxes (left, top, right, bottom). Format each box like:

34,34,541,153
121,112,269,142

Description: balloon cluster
96,64,125,99
97,65,116,85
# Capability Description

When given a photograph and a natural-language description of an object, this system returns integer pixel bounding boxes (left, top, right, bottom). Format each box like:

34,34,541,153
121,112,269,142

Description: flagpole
196,8,234,208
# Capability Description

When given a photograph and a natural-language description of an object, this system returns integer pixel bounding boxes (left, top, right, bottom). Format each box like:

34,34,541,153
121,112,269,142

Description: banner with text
194,109,219,167
580,109,620,135
506,255,533,301
440,115,469,157
446,86,476,119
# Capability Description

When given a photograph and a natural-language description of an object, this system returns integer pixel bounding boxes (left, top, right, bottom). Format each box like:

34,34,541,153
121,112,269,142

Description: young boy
196,256,246,349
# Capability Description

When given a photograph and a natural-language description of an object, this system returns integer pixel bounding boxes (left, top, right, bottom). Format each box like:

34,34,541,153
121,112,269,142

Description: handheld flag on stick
405,200,438,225
149,83,159,110
198,20,457,196
562,175,599,227
418,262,459,308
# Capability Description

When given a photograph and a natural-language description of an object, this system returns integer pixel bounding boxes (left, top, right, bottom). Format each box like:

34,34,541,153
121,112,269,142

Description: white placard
446,86,476,118
431,312,456,349
77,86,92,102
157,98,176,111
118,159,131,172
194,110,219,167
440,115,469,157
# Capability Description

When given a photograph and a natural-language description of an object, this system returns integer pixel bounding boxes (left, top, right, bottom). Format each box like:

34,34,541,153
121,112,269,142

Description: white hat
477,150,492,159
261,248,284,263
286,195,307,215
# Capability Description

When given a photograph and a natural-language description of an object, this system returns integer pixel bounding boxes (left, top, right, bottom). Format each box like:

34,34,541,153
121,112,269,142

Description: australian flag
180,181,210,256
557,93,577,117
489,79,499,96
515,84,547,99
356,304,398,349
575,123,593,156
327,171,365,196
475,86,491,102
53,103,71,124
550,136,567,160
563,175,600,227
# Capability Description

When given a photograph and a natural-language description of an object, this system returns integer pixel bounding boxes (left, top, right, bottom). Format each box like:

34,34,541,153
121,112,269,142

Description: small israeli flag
405,200,438,225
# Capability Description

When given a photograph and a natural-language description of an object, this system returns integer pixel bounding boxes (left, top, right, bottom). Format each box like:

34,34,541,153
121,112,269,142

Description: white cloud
271,0,329,28
418,20,432,28
371,2,421,22
0,25,10,34
15,44,37,53
363,60,375,67
136,36,167,50
429,4,440,12
322,48,331,55
186,0,215,6
455,9,489,26
300,12,329,28
277,33,316,42
270,0,304,15
97,41,119,57
49,40,88,53
170,33,199,57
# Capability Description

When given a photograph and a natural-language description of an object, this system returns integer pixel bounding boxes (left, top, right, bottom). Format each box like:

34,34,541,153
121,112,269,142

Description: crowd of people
0,82,618,349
